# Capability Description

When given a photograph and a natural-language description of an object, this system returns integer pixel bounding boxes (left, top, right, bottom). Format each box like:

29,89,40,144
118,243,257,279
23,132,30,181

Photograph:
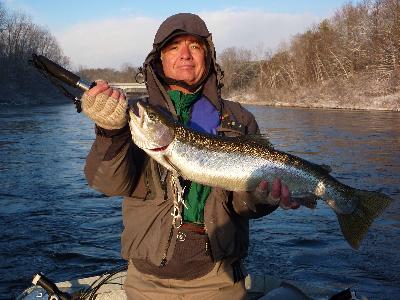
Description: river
0,102,399,299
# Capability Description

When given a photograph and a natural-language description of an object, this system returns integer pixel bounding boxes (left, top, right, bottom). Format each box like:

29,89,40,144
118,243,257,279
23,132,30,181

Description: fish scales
170,129,324,195
128,101,393,249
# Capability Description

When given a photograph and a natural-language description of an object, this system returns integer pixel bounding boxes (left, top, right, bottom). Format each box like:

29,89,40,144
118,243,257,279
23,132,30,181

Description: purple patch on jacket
188,96,220,135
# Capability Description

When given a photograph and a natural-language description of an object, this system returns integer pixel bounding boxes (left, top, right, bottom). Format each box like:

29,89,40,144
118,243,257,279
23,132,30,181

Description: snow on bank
229,91,400,112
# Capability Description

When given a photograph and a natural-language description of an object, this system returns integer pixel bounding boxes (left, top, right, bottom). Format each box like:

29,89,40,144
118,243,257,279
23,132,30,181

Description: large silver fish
128,101,392,249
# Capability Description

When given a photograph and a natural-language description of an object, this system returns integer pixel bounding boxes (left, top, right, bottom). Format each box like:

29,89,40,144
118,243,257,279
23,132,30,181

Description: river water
0,102,399,299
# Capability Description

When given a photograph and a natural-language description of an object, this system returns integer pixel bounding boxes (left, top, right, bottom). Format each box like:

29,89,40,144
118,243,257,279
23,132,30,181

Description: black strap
232,260,246,283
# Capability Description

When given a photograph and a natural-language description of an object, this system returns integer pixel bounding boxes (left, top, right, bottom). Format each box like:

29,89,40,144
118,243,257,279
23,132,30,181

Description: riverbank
231,90,400,111
231,92,400,111
0,82,75,106
3,77,399,111
0,93,69,106
229,75,400,111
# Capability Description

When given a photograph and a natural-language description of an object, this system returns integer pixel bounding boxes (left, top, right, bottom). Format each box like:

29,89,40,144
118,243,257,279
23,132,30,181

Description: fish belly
169,141,321,193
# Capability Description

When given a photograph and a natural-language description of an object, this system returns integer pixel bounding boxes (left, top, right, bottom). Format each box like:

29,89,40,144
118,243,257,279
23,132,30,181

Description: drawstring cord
171,173,187,229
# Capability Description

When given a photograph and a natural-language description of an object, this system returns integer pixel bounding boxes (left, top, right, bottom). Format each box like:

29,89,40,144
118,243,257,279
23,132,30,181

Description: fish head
128,101,175,153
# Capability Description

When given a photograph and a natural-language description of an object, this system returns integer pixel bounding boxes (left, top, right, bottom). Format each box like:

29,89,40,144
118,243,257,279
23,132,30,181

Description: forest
1,0,399,110
0,2,71,104
219,0,400,110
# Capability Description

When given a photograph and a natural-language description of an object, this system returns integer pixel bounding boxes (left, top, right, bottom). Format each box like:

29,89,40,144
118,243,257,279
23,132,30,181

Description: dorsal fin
319,164,332,173
229,133,332,173
308,161,332,174
231,133,274,149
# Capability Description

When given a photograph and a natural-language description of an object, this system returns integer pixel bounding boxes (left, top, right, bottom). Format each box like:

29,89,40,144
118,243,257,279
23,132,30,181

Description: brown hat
153,13,211,48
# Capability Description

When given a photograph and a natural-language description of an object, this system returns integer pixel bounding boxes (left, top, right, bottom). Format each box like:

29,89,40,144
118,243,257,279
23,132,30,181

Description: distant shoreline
240,101,399,112
0,94,70,106
233,94,400,112
3,88,399,112
228,82,400,112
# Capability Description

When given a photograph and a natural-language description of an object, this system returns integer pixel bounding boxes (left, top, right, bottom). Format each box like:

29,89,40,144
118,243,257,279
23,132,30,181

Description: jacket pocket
131,158,168,204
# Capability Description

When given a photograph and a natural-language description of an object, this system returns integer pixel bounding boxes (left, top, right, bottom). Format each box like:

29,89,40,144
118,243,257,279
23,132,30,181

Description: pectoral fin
162,156,185,179
155,155,181,176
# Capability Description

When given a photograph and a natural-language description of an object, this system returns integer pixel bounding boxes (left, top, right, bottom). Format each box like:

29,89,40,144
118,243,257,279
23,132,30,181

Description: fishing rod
32,273,73,300
29,54,96,113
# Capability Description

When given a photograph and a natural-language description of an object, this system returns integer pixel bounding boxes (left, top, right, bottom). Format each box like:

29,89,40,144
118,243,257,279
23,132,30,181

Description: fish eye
147,112,157,121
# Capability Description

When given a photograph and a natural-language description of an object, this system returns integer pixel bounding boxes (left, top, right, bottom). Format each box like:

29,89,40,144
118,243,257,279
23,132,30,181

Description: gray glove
81,89,128,130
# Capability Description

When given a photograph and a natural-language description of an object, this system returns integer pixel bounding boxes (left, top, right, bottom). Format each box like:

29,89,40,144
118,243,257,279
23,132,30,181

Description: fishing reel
32,273,73,300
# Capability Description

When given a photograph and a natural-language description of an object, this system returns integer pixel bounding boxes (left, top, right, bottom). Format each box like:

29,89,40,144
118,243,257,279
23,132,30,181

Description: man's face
161,34,206,86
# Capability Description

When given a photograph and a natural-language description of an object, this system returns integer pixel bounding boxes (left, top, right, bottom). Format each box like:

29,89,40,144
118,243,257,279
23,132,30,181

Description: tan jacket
84,96,278,266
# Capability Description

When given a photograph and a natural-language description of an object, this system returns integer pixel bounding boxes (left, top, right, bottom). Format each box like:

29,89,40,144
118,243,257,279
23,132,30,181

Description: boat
17,265,363,300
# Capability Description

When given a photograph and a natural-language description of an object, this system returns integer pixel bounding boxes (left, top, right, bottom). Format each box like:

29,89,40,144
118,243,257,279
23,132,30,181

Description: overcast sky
4,0,360,69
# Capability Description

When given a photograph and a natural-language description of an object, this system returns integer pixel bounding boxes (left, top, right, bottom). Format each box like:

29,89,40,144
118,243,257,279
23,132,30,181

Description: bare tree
0,4,70,104
243,0,400,98
77,63,139,83
218,47,257,95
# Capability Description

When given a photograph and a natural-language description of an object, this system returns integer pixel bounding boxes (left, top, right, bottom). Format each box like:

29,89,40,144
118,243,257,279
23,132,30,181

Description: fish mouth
129,100,140,117
128,101,173,152
128,101,144,127
149,145,169,152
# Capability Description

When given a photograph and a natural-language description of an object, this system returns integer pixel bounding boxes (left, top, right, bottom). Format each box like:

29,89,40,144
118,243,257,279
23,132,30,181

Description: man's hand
81,80,128,130
253,178,300,210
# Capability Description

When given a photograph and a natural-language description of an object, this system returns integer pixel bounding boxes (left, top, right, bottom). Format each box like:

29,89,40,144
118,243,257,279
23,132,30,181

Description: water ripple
1,104,399,299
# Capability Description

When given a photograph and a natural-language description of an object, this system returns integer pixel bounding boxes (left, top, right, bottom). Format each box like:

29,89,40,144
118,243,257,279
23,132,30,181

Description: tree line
0,2,69,104
77,64,139,83
219,0,400,106
1,0,399,108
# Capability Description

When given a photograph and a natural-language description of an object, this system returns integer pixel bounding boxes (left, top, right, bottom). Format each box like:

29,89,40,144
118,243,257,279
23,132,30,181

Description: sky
3,0,359,69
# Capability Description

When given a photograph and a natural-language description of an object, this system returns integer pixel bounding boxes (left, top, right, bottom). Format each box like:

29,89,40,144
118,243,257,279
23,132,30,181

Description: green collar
167,90,200,125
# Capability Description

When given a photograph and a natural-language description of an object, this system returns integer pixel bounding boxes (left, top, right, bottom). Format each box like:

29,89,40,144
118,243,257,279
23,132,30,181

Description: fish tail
337,189,392,249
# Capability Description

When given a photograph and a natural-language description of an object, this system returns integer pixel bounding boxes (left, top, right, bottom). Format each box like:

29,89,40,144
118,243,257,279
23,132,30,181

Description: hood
142,13,224,117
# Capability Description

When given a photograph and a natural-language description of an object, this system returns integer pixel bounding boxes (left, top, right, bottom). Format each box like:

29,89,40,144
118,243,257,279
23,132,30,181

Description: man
81,13,298,299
